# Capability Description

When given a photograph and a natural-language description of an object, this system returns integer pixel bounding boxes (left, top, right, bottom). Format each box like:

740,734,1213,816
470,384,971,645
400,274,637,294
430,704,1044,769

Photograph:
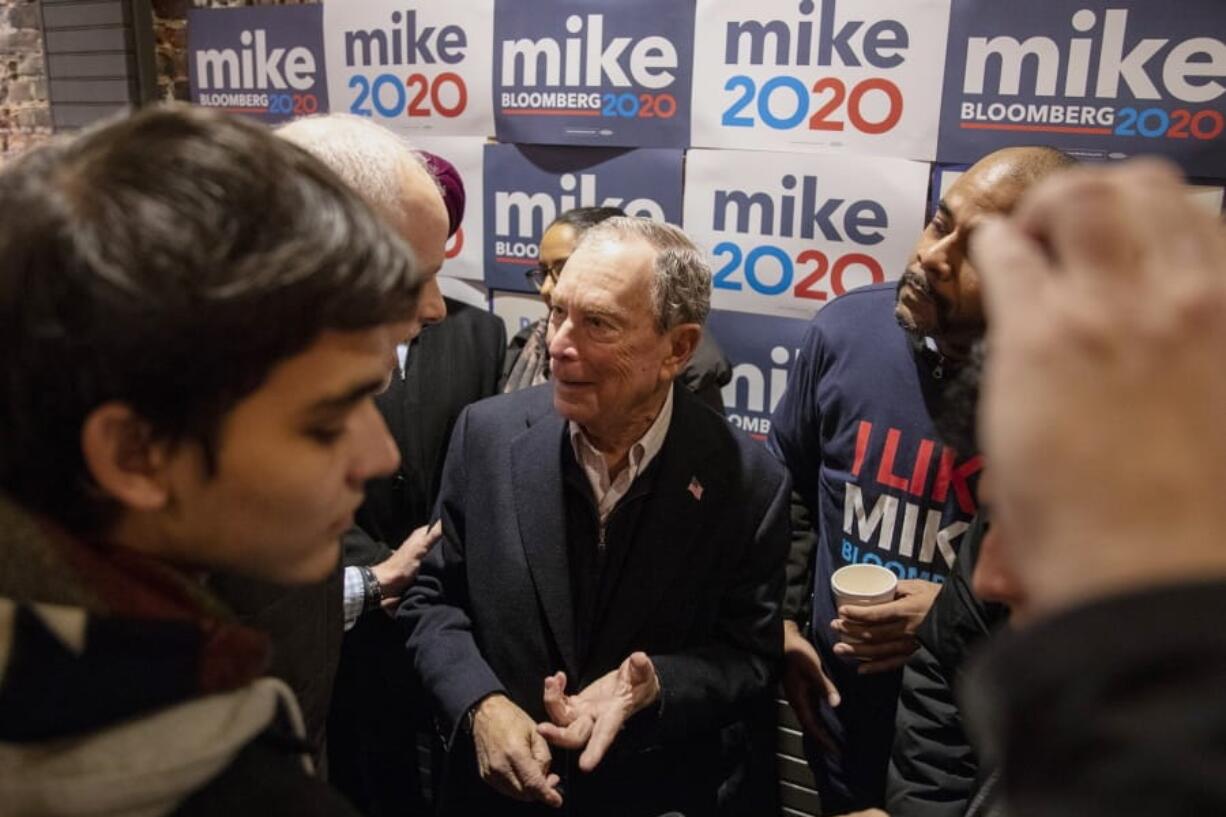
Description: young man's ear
80,403,173,512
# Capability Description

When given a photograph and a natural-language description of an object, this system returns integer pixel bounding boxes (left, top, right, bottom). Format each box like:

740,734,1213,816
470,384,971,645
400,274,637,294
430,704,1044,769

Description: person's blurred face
535,222,578,307
895,156,1029,351
970,474,1031,622
547,235,686,442
142,321,410,583
972,523,1032,624
389,168,449,339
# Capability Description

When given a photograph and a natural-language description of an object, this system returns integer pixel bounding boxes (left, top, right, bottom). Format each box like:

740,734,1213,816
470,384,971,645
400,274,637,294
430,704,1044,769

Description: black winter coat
887,515,1009,817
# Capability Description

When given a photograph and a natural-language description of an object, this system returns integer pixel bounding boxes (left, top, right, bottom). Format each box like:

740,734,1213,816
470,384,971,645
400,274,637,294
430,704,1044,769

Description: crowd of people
1,103,1223,817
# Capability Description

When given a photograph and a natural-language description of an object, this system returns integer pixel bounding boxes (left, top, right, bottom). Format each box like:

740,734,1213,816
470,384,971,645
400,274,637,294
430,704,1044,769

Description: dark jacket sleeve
887,644,981,817
886,515,1008,817
782,490,817,626
397,407,506,746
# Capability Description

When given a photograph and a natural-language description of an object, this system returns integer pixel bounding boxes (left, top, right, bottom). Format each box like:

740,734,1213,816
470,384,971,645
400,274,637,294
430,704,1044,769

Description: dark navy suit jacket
400,381,790,817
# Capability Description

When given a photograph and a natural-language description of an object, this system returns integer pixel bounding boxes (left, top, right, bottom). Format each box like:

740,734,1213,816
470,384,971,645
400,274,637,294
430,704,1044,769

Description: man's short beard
895,271,944,342
892,268,956,341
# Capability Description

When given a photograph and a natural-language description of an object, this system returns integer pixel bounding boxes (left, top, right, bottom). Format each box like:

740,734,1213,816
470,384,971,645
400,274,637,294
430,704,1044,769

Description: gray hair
578,217,711,333
275,114,440,216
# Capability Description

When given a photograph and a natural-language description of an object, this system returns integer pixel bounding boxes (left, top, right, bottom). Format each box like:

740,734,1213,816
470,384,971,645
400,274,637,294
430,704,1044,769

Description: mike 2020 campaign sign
493,0,695,147
683,148,928,320
323,0,494,136
483,143,684,292
690,0,952,160
707,309,812,442
188,5,328,123
938,0,1226,175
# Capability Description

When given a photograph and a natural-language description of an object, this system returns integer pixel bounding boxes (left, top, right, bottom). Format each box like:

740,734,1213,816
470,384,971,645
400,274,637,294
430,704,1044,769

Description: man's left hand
830,579,941,674
536,651,661,772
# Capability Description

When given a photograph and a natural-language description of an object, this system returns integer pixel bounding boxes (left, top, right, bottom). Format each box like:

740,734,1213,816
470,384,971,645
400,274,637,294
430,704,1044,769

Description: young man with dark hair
0,105,421,814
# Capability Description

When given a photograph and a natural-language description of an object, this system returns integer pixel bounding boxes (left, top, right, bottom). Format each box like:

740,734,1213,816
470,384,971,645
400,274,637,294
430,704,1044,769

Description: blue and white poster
188,5,328,123
938,0,1226,175
691,0,952,160
492,0,695,147
482,143,684,292
322,0,495,137
684,148,928,320
707,309,812,442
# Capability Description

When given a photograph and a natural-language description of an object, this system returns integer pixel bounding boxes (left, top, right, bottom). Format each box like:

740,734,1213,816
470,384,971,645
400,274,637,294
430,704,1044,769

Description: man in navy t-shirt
768,146,1076,812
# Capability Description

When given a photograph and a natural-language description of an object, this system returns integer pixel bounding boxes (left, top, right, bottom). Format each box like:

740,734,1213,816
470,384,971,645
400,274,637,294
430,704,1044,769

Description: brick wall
153,0,316,103
0,0,318,162
0,0,51,159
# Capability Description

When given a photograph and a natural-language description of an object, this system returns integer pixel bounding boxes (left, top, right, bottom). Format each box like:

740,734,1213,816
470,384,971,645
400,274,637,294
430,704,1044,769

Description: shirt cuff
342,565,366,631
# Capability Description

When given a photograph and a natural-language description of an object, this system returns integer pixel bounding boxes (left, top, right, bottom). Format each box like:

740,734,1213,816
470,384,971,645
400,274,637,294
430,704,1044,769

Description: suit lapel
510,398,579,677
593,387,722,668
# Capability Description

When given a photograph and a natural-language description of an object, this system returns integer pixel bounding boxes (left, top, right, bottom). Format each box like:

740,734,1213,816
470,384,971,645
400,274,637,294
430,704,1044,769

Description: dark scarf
0,494,269,742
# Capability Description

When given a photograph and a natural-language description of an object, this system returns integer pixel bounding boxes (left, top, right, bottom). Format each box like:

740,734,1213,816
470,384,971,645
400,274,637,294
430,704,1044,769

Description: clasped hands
472,652,660,807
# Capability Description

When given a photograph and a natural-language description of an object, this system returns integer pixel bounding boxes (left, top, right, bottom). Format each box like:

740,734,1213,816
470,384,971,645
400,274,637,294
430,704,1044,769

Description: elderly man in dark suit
400,217,790,817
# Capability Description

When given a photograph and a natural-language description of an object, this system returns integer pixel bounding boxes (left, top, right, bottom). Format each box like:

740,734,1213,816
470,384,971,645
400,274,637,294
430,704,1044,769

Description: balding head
895,145,1074,355
962,146,1078,215
277,114,440,217
277,114,448,331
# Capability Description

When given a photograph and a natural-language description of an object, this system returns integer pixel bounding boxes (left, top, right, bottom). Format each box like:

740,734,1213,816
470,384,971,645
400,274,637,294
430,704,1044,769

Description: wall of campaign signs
188,0,1226,441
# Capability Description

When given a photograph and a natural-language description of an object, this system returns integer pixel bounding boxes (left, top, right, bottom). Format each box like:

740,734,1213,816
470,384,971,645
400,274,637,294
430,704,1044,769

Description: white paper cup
831,564,898,610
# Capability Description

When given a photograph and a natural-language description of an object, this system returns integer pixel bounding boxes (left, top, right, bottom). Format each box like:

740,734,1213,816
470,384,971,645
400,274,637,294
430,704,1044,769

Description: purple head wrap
418,150,466,238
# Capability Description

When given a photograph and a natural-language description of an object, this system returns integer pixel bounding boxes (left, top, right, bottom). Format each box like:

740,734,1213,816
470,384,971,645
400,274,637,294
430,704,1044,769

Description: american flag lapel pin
687,476,704,501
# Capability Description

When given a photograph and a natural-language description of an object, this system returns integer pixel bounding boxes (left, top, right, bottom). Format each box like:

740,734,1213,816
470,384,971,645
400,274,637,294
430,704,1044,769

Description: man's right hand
781,619,841,756
472,694,563,808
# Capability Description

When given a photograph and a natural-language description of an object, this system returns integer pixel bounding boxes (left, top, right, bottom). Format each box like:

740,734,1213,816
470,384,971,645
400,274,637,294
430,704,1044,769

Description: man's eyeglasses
525,260,567,290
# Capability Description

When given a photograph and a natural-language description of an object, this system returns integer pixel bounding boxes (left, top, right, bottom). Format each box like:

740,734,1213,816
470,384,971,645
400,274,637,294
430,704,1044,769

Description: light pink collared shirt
568,387,674,524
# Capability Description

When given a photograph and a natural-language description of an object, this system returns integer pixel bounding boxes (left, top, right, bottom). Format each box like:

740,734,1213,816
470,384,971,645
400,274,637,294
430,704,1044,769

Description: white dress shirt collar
568,386,674,522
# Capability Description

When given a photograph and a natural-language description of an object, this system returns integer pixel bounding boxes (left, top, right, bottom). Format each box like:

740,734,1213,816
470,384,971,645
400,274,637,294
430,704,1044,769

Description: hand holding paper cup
830,564,898,647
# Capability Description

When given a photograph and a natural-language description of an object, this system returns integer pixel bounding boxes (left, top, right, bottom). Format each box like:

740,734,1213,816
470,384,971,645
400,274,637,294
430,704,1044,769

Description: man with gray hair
400,217,790,816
